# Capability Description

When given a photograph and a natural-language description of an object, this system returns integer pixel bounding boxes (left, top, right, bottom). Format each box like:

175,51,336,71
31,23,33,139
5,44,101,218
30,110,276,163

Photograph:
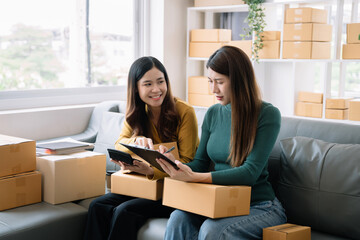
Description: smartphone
107,148,137,165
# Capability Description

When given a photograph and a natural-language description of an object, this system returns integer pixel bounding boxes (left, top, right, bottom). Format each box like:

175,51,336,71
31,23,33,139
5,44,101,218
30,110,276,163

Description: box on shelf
283,23,332,42
194,0,244,7
298,91,323,103
0,134,36,178
188,76,212,95
342,44,360,59
259,31,281,41
326,97,353,109
188,93,216,107
36,151,106,204
226,40,252,59
163,178,251,219
111,171,164,200
325,109,349,120
346,23,360,44
190,29,231,42
189,42,224,58
0,171,41,211
285,8,328,24
349,99,360,121
296,102,323,118
263,223,311,240
282,41,331,59
259,41,280,59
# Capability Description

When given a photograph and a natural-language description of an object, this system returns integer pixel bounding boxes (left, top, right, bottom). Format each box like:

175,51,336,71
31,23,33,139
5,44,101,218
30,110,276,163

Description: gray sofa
1,100,359,240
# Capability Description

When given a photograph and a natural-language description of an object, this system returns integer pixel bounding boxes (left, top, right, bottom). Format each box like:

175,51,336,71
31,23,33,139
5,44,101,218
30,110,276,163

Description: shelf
188,58,360,63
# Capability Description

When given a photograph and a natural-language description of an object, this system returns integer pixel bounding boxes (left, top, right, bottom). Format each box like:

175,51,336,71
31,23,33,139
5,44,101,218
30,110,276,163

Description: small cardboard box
296,102,323,118
188,93,216,107
188,76,211,95
194,0,244,7
111,171,164,200
285,8,328,24
162,178,251,218
342,44,360,59
283,23,332,42
0,134,36,178
260,31,281,41
0,171,41,211
263,223,311,240
326,97,353,109
226,40,252,59
346,23,360,44
36,151,106,204
298,91,323,103
190,29,231,42
282,41,331,59
259,41,280,59
189,42,224,58
349,99,360,121
325,109,349,120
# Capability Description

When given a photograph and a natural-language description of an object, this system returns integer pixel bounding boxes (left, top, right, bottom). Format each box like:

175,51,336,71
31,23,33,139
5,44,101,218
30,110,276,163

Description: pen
164,146,175,154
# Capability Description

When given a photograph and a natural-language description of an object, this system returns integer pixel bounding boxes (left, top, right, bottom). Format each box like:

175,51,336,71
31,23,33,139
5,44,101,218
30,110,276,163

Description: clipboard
120,143,179,172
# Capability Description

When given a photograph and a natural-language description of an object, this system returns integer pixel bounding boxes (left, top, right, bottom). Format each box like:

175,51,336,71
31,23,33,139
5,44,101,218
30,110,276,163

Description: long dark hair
206,46,262,167
126,56,178,142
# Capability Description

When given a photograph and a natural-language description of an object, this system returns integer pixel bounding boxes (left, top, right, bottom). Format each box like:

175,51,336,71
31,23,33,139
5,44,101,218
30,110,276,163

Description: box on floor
36,151,106,204
162,178,251,219
263,223,311,240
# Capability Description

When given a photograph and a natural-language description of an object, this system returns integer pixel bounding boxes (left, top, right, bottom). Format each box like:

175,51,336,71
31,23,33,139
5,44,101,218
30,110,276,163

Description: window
0,0,142,110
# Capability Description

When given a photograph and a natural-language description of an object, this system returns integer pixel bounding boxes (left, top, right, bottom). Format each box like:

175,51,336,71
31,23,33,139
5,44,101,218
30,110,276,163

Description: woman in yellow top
83,56,199,240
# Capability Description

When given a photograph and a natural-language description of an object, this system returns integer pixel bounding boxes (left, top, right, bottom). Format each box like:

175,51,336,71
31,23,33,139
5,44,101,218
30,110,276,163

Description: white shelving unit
186,0,360,118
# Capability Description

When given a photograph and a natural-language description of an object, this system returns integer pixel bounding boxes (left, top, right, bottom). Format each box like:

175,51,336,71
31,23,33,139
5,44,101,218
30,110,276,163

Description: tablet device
120,143,179,172
107,148,137,165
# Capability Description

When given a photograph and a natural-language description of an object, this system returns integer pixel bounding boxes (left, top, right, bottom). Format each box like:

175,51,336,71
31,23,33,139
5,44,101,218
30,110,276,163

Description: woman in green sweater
157,46,287,239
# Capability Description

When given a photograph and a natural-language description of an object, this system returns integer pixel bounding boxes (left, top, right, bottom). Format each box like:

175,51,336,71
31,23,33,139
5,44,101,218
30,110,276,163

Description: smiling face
137,67,167,110
208,67,231,105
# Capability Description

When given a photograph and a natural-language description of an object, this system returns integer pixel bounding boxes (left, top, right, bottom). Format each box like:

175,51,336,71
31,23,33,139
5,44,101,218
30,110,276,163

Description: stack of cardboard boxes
0,134,41,211
283,7,332,59
188,76,216,107
295,91,323,118
325,97,353,120
342,23,360,59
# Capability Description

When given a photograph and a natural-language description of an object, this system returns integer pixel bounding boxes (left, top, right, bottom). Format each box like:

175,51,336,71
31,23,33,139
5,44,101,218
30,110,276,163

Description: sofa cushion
278,136,360,240
93,112,125,172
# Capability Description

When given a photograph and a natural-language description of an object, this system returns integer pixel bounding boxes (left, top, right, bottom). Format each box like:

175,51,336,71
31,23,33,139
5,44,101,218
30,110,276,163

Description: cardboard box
347,23,360,44
162,178,251,218
282,41,331,59
349,99,360,121
342,44,360,59
326,97,353,109
259,41,280,59
325,109,349,120
188,76,211,95
189,42,224,58
226,40,252,59
298,91,323,103
111,171,164,200
260,31,281,41
190,29,231,42
285,8,328,24
296,102,323,118
188,93,216,107
263,223,311,240
36,151,106,204
194,0,244,7
283,23,332,41
0,134,36,178
0,171,41,211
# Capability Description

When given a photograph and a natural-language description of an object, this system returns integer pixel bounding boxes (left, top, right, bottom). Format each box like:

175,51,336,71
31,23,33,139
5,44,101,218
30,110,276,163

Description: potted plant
241,0,266,61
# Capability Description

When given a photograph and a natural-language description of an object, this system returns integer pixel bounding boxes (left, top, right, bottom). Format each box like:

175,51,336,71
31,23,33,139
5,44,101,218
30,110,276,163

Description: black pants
83,193,174,240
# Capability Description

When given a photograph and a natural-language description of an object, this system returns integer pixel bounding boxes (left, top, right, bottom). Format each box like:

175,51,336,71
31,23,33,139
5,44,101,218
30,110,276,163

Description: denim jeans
164,197,286,240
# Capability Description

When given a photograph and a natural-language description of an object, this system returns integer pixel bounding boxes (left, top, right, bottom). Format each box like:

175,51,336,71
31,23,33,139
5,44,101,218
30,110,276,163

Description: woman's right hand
134,137,154,150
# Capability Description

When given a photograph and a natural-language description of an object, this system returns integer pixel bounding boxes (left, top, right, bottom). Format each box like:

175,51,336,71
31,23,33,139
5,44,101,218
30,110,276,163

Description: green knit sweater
187,101,281,204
